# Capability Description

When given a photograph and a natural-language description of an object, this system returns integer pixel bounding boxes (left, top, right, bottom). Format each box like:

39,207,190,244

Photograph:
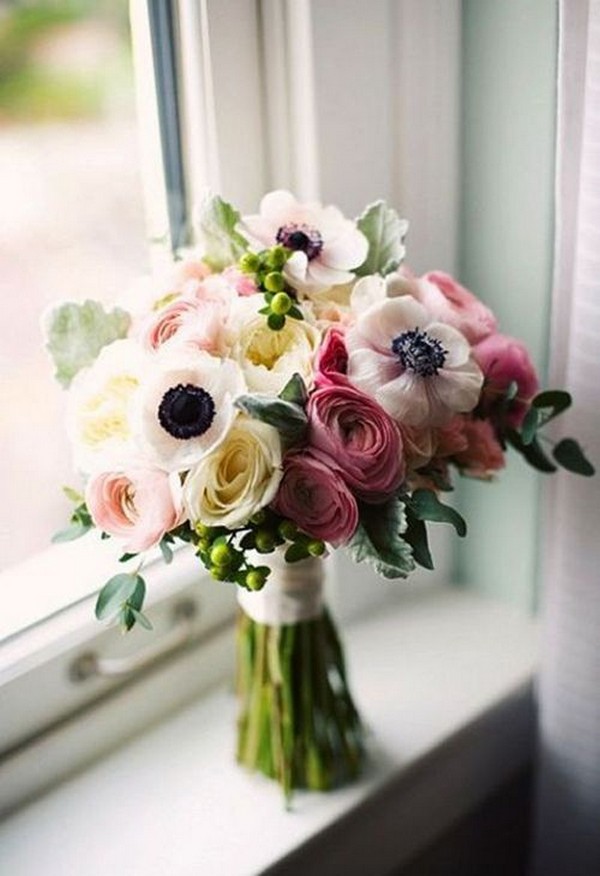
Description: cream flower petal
320,228,368,270
350,275,387,314
259,189,301,224
306,260,352,290
284,250,309,285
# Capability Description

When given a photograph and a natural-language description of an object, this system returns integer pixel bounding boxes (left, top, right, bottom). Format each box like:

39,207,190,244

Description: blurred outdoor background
0,0,149,571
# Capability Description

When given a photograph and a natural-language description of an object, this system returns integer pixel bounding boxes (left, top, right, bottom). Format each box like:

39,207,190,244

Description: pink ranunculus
222,266,258,297
273,448,359,546
85,468,181,553
417,271,498,344
434,415,469,458
307,384,405,503
138,295,227,355
314,326,350,388
473,332,539,428
454,418,505,479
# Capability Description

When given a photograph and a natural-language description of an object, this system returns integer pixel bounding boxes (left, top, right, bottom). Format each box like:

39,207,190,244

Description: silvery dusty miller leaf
196,195,248,271
356,200,409,277
348,498,415,579
43,300,130,388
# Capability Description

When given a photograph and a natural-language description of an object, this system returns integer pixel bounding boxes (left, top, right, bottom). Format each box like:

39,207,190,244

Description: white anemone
346,296,483,428
241,190,368,293
135,348,246,472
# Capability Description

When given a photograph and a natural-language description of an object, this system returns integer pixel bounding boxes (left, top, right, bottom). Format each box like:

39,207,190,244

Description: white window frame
0,0,461,815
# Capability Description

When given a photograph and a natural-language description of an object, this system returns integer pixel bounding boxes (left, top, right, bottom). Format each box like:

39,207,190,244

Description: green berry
255,529,275,553
267,312,286,331
197,537,211,554
266,245,288,270
270,291,292,315
210,542,232,567
308,539,325,557
278,520,298,541
194,522,212,537
245,569,266,591
210,565,229,581
264,271,285,293
239,252,260,274
250,509,267,525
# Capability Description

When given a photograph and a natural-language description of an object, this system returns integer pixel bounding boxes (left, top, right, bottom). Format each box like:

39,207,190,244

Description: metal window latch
70,598,198,683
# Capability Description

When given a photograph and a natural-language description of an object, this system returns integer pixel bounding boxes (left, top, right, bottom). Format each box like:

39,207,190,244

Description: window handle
70,599,198,683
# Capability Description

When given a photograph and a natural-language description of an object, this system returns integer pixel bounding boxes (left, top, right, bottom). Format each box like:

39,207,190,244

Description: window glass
0,1,149,571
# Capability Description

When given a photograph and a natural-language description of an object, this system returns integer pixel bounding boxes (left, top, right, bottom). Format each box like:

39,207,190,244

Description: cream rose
183,416,282,528
229,297,320,393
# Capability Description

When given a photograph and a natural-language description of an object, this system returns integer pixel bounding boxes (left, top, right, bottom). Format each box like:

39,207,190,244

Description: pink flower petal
426,322,471,368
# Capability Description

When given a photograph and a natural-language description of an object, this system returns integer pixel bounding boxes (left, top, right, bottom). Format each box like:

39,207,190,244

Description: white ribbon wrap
237,552,324,626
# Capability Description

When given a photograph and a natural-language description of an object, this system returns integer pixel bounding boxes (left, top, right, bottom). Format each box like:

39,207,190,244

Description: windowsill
0,586,538,875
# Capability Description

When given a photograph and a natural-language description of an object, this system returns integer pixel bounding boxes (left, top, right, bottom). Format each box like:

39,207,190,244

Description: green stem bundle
236,607,364,801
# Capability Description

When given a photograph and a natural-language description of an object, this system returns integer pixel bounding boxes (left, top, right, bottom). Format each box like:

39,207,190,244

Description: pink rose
307,384,405,502
138,295,227,355
417,271,498,344
86,468,181,553
454,419,505,479
473,333,539,428
273,448,358,546
314,326,350,388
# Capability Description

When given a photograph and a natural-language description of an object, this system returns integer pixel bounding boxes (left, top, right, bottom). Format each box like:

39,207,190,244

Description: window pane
0,1,149,572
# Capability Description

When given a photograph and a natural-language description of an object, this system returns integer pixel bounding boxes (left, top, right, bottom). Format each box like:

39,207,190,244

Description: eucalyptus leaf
119,577,147,631
43,300,130,388
278,373,308,407
532,389,572,424
347,499,415,579
63,485,84,504
408,489,467,537
95,573,139,621
235,394,307,443
129,607,153,631
159,538,174,564
553,438,595,477
506,429,557,473
196,195,248,270
355,200,409,277
51,522,91,544
521,406,540,445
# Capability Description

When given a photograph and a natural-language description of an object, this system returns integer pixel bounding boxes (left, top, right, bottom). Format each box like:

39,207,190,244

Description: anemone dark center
391,328,447,377
276,223,323,260
158,383,216,439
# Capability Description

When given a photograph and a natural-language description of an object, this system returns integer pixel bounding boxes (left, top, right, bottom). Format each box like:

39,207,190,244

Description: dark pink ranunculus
307,383,405,503
418,271,498,344
314,325,350,388
454,419,505,479
273,448,359,546
474,332,539,428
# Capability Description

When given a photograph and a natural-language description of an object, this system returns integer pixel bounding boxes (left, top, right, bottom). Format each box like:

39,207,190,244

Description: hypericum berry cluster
239,245,305,331
193,510,325,590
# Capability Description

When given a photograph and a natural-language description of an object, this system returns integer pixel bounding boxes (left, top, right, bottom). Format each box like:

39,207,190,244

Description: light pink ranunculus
314,326,350,388
473,332,539,428
86,468,181,553
273,448,359,546
417,272,498,344
454,418,505,479
307,384,405,502
138,296,227,355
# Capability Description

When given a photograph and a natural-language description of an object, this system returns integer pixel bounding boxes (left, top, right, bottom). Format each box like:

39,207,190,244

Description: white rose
66,339,148,474
229,297,321,394
183,415,282,528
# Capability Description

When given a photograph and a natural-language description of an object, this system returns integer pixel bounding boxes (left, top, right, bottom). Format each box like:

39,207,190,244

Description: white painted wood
0,587,538,874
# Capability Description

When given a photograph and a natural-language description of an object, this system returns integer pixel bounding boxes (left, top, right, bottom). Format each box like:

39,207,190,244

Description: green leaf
159,538,174,564
63,485,84,504
553,438,595,477
347,499,415,579
235,394,308,443
196,195,248,270
532,389,572,424
506,429,557,473
43,300,130,388
408,489,467,537
355,200,409,277
402,514,434,570
119,576,147,631
118,552,138,563
128,607,153,631
95,573,140,621
278,373,308,407
51,522,91,543
287,305,304,320
521,406,540,445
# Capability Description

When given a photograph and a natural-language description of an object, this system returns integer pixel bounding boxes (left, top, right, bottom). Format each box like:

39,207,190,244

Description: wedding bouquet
44,190,593,798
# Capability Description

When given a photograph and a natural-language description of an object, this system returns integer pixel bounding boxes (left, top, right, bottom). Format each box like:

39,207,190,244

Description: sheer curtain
532,1,600,873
